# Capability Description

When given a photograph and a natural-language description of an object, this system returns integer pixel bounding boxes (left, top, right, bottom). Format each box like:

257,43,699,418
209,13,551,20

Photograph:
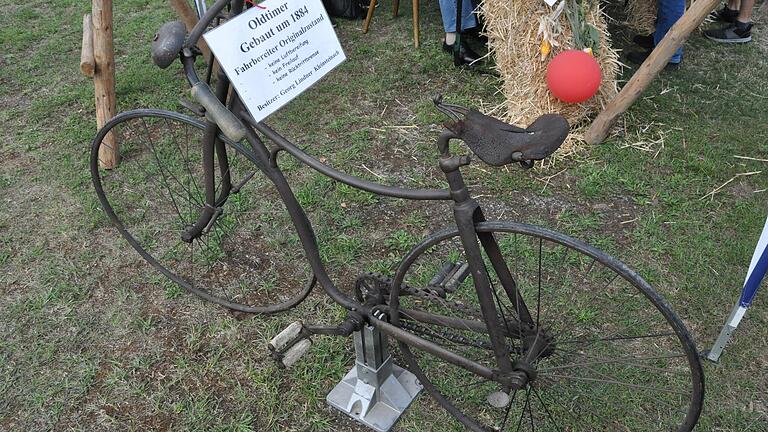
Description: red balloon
546,50,602,104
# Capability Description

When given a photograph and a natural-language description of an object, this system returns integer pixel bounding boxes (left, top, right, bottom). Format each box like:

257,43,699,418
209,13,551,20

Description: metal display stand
327,325,422,432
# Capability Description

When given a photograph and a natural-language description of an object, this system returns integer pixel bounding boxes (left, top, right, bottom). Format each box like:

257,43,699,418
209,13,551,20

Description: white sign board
203,0,346,121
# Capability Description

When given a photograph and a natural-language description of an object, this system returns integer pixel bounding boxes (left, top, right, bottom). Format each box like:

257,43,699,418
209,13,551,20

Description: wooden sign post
91,0,118,168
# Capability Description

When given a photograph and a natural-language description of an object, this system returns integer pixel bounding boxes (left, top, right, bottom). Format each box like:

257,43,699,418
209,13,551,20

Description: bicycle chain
356,272,495,351
356,272,483,319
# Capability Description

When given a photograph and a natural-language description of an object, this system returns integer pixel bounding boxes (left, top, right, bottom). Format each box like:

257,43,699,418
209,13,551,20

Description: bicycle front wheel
90,109,314,313
390,221,704,431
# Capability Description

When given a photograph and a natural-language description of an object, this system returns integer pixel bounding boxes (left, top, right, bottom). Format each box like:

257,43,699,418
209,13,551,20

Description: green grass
1,0,767,430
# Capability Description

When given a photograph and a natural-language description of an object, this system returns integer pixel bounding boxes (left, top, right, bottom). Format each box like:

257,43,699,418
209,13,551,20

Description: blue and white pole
194,0,208,19
707,216,768,362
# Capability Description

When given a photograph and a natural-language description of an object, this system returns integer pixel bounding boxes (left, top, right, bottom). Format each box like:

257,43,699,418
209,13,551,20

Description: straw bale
480,1,620,155
626,0,658,33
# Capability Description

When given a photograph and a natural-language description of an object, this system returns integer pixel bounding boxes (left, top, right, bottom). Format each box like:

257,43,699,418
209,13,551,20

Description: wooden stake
169,0,211,60
80,14,95,77
92,0,120,169
585,0,720,145
93,0,118,168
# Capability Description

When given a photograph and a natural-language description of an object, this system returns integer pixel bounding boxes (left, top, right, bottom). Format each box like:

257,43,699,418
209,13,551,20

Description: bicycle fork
438,137,549,395
454,198,549,393
180,71,252,243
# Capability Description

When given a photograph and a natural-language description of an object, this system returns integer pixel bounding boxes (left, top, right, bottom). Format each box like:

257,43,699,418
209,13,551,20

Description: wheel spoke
556,331,676,345
93,111,313,313
536,237,542,327
389,226,700,431
499,388,518,431
515,387,531,432
531,386,563,432
538,373,691,396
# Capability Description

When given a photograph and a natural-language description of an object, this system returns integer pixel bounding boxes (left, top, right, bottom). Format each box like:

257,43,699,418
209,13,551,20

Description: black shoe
632,34,654,49
626,50,680,69
463,27,488,45
626,49,651,65
714,6,738,23
704,22,753,43
443,40,481,66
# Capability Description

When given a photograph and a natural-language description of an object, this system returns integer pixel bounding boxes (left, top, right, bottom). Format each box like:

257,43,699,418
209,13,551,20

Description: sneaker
714,6,738,23
632,34,654,49
704,22,753,43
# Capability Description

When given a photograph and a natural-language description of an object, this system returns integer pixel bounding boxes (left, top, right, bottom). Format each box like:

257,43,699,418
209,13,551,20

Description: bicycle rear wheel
91,109,314,313
390,221,704,431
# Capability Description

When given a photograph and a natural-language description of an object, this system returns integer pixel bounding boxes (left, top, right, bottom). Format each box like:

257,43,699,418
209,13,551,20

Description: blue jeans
439,0,477,33
655,0,685,63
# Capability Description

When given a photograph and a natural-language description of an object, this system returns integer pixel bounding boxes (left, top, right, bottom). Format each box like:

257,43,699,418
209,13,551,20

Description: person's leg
438,0,480,64
653,0,685,63
438,0,477,38
737,0,755,22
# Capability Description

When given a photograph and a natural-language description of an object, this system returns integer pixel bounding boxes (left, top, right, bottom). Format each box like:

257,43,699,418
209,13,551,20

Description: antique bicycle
90,0,704,430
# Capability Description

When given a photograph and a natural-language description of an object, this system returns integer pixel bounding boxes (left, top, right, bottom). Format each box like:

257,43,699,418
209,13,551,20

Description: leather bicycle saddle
434,97,570,166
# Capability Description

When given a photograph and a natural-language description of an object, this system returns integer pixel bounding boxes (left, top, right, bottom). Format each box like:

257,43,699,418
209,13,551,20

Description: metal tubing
212,67,234,199
184,52,237,241
372,318,498,383
453,201,514,375
202,122,217,206
242,127,365,313
180,122,219,241
440,153,514,375
398,308,524,338
243,116,452,201
215,136,232,199
475,208,534,326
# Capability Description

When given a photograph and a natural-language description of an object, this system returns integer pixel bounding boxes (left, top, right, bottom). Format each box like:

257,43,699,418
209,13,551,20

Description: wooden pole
80,14,95,77
584,0,720,145
93,0,118,168
169,0,211,60
759,0,768,18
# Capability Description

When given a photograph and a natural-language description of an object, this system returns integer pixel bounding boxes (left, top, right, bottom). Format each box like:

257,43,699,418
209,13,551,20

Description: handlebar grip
190,82,247,142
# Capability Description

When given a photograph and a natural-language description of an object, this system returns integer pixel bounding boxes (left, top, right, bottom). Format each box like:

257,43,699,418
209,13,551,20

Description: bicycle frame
182,0,543,389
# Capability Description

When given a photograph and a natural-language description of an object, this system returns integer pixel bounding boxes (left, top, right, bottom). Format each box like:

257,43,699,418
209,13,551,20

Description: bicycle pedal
269,321,303,352
279,338,312,368
443,261,470,292
428,261,470,293
428,262,455,288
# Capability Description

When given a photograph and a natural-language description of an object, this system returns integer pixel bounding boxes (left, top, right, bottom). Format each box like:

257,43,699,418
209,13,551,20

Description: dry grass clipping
480,1,620,156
